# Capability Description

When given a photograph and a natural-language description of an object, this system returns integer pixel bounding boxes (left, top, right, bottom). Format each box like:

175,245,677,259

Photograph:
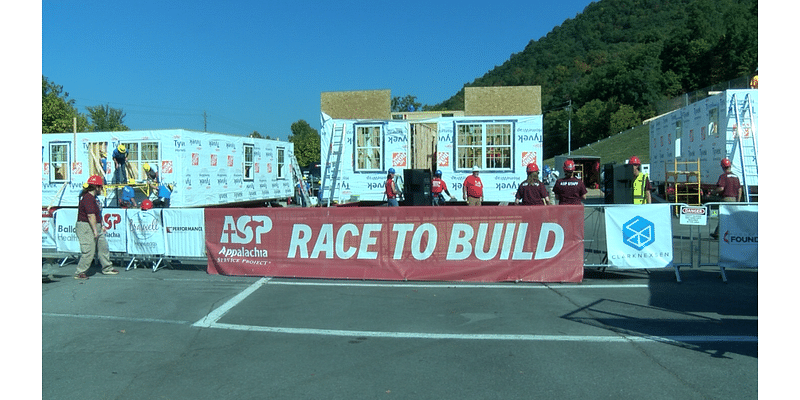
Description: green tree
86,104,129,132
391,95,429,112
288,120,320,167
249,131,262,138
609,104,640,135
42,75,88,133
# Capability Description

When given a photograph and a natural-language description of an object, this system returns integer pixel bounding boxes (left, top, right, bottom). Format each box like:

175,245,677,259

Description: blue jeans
387,198,399,207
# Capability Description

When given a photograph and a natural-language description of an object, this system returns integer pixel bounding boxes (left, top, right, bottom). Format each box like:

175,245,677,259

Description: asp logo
623,216,655,250
219,215,273,244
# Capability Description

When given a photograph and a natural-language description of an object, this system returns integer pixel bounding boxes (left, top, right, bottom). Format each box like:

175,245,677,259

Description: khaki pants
76,221,112,274
466,196,482,206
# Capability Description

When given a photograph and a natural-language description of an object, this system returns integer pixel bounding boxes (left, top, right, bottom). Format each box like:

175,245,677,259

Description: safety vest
632,173,649,204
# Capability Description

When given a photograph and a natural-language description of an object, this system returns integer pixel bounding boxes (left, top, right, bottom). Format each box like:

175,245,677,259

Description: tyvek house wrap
42,129,295,208
319,112,544,203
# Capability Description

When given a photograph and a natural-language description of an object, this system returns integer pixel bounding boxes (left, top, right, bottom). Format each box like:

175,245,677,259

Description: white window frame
454,121,513,171
244,144,254,181
49,142,71,183
121,141,161,181
277,147,286,179
355,124,383,172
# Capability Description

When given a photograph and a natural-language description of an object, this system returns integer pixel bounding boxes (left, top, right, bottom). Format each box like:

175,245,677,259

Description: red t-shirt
553,177,587,205
77,193,102,223
431,177,447,194
463,175,483,198
386,178,396,199
516,180,549,205
717,173,741,198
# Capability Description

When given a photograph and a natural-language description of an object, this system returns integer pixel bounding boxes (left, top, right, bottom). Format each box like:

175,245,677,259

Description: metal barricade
583,203,757,282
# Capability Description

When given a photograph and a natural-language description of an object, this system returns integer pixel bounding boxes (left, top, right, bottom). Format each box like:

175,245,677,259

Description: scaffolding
665,158,702,207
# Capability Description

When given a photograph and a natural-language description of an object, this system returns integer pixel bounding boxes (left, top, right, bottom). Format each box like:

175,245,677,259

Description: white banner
126,209,166,255
102,209,128,253
719,204,758,269
604,204,673,269
54,208,79,253
162,208,206,257
42,214,56,249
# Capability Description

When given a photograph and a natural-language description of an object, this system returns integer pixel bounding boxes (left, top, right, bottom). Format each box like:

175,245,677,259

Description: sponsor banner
102,209,128,252
53,208,128,253
163,208,206,257
204,206,585,282
42,215,56,249
54,208,80,253
127,209,165,255
604,204,673,269
719,205,758,269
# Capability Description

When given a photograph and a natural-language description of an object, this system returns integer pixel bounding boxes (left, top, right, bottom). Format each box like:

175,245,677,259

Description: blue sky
42,0,597,140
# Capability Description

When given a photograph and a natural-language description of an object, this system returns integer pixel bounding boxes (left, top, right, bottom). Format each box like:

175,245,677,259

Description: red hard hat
563,159,575,171
629,156,641,165
141,199,153,210
87,175,104,186
526,163,539,173
720,158,732,168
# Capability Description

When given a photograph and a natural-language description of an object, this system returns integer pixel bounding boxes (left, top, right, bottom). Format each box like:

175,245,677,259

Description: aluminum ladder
321,123,345,206
289,151,311,207
728,92,758,202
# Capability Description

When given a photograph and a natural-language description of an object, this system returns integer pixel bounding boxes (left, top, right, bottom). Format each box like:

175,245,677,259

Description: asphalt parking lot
42,261,757,400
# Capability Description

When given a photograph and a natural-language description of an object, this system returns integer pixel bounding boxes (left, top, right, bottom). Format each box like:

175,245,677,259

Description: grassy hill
544,123,650,168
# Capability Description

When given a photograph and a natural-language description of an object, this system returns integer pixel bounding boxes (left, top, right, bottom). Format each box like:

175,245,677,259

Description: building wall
321,90,391,120
465,86,542,116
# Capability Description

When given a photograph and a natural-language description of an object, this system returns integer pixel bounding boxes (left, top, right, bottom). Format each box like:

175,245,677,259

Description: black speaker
402,169,432,206
603,163,614,204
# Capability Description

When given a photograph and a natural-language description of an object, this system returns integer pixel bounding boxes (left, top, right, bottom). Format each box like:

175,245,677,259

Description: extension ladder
321,123,345,206
728,92,758,202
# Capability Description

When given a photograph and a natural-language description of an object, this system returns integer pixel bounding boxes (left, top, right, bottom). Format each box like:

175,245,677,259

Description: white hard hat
472,165,480,172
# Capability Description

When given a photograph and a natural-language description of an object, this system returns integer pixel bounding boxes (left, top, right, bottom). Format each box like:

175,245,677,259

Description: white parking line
186,277,755,343
264,281,650,289
200,322,758,343
192,277,271,328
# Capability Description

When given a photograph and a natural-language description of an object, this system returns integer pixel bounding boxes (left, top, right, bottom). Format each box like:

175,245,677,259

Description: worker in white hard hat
462,165,484,206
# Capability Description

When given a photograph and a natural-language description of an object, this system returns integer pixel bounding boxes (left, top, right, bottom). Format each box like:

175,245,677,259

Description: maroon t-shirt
77,193,102,223
553,177,587,205
516,180,549,205
717,173,741,199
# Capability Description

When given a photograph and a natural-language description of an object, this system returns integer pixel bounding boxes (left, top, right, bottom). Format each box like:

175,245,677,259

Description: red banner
205,206,584,282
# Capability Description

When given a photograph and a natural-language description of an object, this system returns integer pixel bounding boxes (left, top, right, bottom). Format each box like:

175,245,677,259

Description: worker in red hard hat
553,159,587,205
140,199,154,211
629,156,652,204
711,158,743,239
74,175,119,279
515,162,550,205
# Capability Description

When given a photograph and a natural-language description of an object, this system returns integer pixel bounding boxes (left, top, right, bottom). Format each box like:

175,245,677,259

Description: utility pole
567,100,572,155
203,111,207,132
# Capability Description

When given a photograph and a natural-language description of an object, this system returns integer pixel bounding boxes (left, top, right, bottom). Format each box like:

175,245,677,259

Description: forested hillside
432,0,757,158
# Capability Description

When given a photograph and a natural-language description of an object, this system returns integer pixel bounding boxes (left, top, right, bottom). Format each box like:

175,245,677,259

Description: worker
629,156,652,204
152,183,173,208
750,68,758,89
515,163,549,205
119,180,138,208
553,159,587,205
112,144,128,184
143,162,158,183
711,158,743,239
431,169,454,205
462,166,484,206
74,175,118,279
386,167,400,207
